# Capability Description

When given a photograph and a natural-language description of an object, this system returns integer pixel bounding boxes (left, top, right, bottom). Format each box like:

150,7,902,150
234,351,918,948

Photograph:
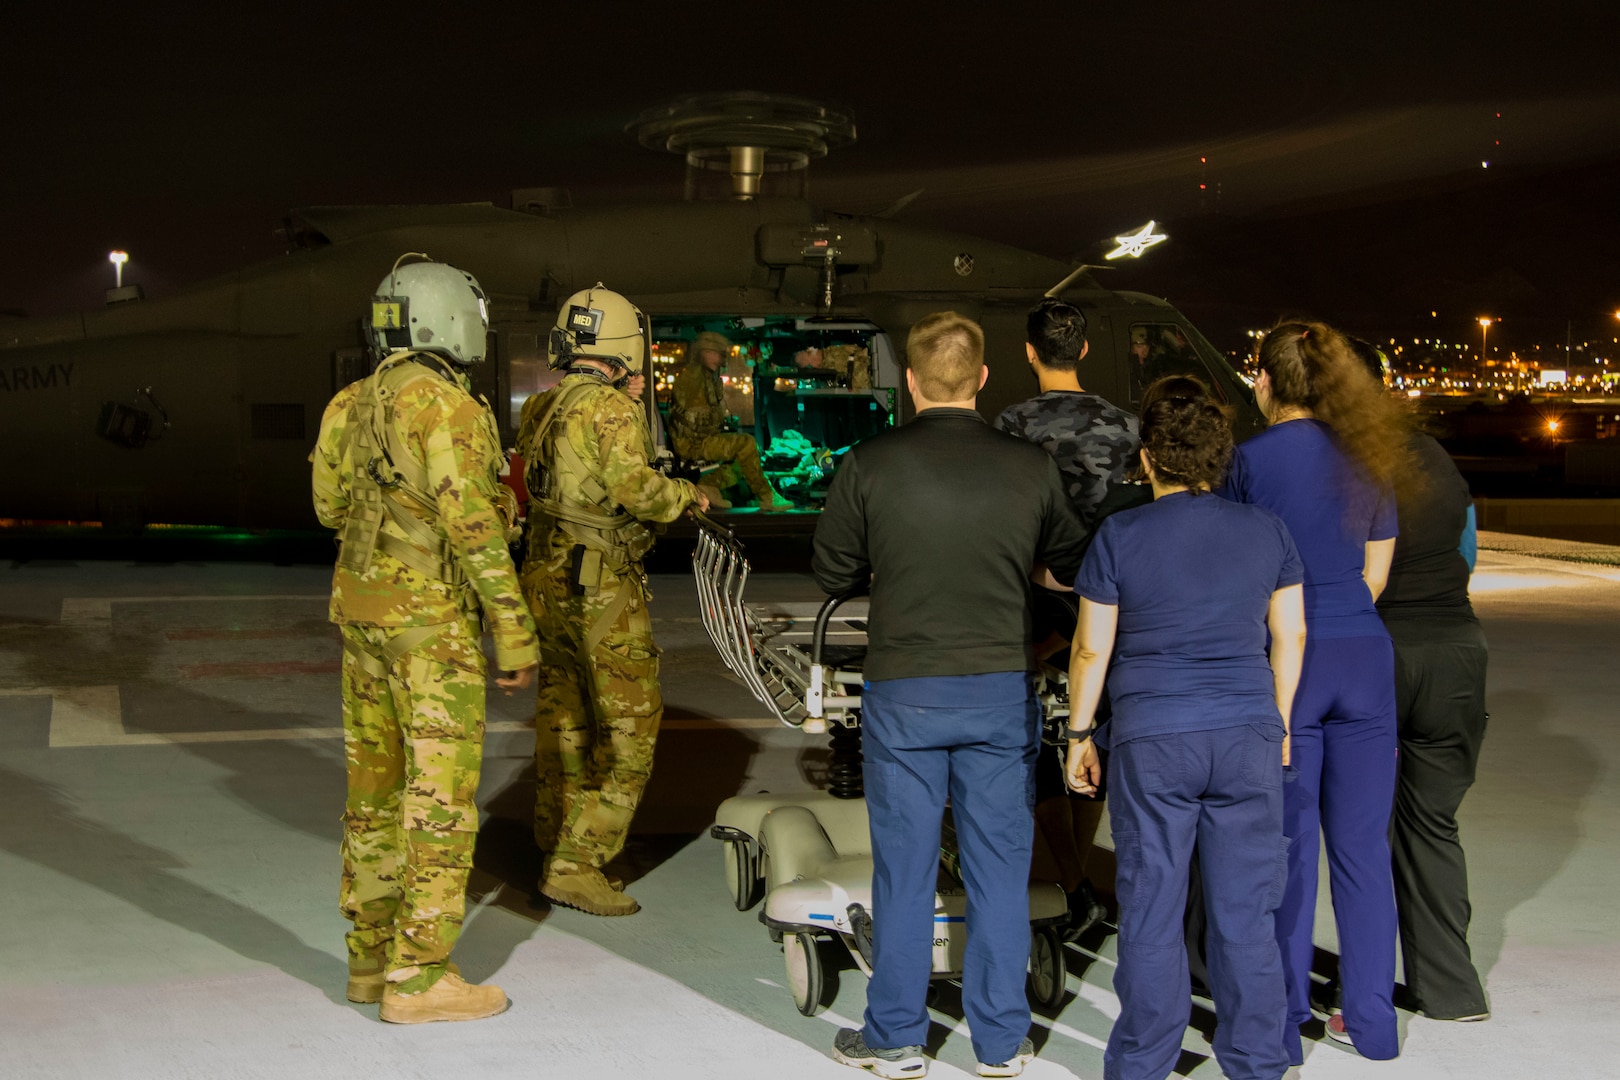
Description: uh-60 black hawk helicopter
0,92,1257,535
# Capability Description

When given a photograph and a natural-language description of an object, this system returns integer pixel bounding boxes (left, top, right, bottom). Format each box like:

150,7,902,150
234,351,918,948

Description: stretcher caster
721,836,763,911
1027,925,1067,1009
784,932,825,1016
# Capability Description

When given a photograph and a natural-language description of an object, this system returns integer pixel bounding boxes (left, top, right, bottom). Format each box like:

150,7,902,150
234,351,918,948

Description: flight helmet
368,254,489,365
548,283,647,376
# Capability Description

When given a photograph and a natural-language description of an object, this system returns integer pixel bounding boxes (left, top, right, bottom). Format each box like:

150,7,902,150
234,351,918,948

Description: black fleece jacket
811,407,1089,683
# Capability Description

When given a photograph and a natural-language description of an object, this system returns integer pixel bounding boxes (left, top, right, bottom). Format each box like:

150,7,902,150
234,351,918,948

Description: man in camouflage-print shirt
994,298,1140,534
993,297,1138,939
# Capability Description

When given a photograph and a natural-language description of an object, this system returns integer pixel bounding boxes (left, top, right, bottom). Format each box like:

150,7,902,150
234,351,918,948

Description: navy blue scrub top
1074,491,1303,744
1218,419,1396,640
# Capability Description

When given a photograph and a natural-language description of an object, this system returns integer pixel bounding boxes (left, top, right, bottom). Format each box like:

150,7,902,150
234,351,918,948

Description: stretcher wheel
1028,926,1066,1009
723,839,762,911
783,932,825,1016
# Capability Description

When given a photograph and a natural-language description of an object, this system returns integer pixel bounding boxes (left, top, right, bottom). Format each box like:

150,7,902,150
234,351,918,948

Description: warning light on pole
108,250,129,289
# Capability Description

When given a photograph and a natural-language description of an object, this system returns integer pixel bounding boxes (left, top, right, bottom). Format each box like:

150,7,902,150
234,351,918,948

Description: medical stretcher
691,516,1072,1017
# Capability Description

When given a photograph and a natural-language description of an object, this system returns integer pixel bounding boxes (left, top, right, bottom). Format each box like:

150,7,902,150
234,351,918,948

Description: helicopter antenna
1044,264,1110,298
874,189,925,219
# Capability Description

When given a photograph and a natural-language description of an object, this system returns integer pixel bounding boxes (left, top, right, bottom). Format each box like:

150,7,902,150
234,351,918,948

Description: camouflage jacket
667,359,726,442
517,371,699,569
311,358,538,670
994,390,1141,531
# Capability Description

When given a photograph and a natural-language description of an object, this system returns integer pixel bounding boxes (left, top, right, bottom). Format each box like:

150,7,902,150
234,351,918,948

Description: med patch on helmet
567,305,604,344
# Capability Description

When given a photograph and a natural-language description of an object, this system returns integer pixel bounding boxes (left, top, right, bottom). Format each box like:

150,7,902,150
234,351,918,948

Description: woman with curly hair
1066,377,1307,1080
1219,320,1415,1062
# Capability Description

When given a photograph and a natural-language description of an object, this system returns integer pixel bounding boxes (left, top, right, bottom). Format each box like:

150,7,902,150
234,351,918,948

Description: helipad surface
0,541,1614,1078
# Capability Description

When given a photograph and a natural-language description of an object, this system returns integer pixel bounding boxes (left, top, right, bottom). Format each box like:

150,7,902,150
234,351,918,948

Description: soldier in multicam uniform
667,330,790,511
995,296,1143,943
311,256,538,1024
518,284,707,916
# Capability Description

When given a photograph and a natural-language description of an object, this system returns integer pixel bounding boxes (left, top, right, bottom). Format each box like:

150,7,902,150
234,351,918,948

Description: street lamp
1478,316,1493,365
108,250,129,289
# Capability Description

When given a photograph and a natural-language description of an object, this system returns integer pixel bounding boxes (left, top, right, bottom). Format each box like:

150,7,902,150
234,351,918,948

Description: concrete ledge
1477,530,1620,567
1474,498,1620,546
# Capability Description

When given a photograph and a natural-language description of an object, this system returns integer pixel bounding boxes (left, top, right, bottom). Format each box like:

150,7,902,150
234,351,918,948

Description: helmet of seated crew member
367,255,490,365
548,283,647,376
691,330,732,366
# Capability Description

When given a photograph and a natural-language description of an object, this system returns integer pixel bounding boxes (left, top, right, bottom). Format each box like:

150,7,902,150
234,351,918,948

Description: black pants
1386,617,1490,1018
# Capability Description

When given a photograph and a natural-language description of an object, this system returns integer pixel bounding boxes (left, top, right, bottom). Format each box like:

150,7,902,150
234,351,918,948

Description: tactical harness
524,373,656,670
336,351,491,677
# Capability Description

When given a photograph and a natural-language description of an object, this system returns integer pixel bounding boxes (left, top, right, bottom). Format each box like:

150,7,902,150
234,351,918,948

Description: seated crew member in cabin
667,330,789,511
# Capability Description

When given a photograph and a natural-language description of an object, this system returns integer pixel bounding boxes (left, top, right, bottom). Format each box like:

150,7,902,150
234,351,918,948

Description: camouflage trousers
672,432,771,500
339,616,486,994
521,557,662,876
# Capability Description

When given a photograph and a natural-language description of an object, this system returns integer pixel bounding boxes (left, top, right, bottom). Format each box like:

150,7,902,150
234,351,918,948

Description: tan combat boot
378,969,506,1024
697,484,732,510
348,961,460,1005
540,865,640,916
755,486,793,512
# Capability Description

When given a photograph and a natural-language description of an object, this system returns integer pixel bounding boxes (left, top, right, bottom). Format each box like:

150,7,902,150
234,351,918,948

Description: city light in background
1225,311,1619,403
108,250,128,289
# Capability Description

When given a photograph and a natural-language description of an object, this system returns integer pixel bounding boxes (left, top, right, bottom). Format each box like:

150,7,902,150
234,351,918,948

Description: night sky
5,2,1618,348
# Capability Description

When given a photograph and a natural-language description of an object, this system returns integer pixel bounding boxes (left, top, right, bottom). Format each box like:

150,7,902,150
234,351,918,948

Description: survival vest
333,350,487,591
523,373,658,577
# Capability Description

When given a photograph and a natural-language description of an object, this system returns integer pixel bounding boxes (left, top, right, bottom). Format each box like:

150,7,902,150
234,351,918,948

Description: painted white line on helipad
0,686,782,747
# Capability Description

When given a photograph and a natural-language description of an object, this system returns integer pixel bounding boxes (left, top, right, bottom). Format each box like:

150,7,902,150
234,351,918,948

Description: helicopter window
1125,322,1228,406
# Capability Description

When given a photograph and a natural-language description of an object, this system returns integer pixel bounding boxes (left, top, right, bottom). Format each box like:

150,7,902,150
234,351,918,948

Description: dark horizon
5,2,1618,343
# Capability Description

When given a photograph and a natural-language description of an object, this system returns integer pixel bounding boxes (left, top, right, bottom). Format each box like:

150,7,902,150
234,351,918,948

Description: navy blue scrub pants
1277,633,1400,1061
1106,724,1291,1080
860,673,1039,1066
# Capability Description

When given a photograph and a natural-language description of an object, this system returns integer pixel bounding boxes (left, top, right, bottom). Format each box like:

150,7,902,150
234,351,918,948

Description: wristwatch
1061,725,1093,741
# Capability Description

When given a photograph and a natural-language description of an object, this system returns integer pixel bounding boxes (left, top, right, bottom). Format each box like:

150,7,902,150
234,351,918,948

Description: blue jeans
1106,724,1291,1080
860,673,1039,1065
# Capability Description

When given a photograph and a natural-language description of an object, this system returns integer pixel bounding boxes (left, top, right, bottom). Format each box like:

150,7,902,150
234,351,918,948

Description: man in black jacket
815,312,1088,1079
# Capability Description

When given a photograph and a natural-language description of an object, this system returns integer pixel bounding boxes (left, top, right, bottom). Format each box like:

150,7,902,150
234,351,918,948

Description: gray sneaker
832,1027,928,1078
978,1037,1035,1077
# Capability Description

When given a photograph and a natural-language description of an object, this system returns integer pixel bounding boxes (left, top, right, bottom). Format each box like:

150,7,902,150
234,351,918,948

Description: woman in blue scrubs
1219,322,1415,1061
1066,380,1307,1080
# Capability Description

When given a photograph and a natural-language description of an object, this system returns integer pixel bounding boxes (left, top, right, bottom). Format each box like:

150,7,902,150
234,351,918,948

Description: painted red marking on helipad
178,661,341,679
